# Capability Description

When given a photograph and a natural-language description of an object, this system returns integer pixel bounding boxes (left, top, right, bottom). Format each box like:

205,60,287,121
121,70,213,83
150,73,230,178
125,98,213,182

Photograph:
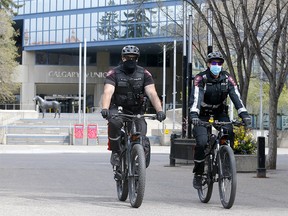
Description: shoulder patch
228,76,237,86
194,75,203,86
144,69,152,77
106,69,114,77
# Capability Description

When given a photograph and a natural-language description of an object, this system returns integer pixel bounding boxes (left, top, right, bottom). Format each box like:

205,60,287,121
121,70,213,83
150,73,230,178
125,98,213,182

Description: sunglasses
211,61,223,66
124,56,138,61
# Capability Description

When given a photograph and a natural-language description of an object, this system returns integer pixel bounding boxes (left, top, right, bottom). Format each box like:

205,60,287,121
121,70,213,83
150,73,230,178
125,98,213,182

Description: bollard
257,136,266,178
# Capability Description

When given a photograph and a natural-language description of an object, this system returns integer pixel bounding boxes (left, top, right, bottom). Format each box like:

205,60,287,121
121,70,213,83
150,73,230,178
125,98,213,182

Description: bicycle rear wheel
218,145,237,209
116,155,128,201
128,144,146,208
197,156,213,203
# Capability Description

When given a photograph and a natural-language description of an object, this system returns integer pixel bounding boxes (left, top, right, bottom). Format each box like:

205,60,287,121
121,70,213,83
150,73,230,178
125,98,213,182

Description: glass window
50,17,56,30
37,17,43,31
43,0,50,12
37,0,43,13
77,14,84,28
63,15,70,29
59,54,78,65
63,29,69,43
91,0,98,7
43,17,49,30
70,15,76,29
77,28,83,42
50,0,57,11
84,27,91,42
50,30,56,44
64,0,70,10
48,53,59,65
56,16,63,29
56,30,63,43
31,0,37,13
57,0,63,10
36,52,48,64
37,32,43,44
78,0,84,9
87,53,97,65
43,31,49,44
84,0,91,8
30,32,36,45
110,53,121,66
71,0,77,9
24,0,30,14
84,13,90,28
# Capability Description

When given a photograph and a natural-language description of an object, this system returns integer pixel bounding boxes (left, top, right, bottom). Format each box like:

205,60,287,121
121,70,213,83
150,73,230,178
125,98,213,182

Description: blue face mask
210,65,222,76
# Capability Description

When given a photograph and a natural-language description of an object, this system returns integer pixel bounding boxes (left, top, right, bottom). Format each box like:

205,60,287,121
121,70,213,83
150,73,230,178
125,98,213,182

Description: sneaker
110,151,120,167
193,175,202,189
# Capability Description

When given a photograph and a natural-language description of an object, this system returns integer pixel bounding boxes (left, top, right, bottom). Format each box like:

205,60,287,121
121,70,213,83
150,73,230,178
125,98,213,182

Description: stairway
1,113,108,145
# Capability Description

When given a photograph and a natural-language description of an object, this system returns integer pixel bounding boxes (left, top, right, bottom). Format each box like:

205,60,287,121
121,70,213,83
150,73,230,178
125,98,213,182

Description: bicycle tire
197,156,213,203
116,155,128,201
218,145,237,209
128,144,146,208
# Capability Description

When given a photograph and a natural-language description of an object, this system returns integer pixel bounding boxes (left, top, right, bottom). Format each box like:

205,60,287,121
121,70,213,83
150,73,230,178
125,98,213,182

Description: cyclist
101,45,166,168
189,51,251,189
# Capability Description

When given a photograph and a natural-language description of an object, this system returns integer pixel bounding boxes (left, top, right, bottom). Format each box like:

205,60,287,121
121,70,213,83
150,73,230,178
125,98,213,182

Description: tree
98,0,119,40
0,0,21,15
188,0,260,105
240,0,288,169
0,9,19,102
121,0,156,38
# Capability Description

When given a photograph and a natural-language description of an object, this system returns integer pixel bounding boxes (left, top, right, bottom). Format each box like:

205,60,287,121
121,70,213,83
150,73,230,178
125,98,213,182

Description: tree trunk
267,84,278,169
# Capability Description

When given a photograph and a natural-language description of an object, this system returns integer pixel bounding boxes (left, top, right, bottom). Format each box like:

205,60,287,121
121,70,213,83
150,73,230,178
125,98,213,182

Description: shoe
110,151,120,167
193,175,202,189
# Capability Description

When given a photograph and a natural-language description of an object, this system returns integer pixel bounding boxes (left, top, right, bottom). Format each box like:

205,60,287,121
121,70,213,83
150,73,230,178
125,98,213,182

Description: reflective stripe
109,135,121,141
194,159,205,163
190,86,200,114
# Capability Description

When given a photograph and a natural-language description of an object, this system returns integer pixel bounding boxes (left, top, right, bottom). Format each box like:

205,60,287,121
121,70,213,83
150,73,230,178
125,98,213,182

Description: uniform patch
228,76,237,86
194,75,203,86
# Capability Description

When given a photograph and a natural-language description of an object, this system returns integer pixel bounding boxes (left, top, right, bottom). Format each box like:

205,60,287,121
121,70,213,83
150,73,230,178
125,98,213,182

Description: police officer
189,51,251,189
101,45,166,168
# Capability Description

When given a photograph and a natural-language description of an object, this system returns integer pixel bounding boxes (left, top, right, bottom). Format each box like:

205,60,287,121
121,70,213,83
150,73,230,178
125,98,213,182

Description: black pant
192,112,234,174
107,106,147,152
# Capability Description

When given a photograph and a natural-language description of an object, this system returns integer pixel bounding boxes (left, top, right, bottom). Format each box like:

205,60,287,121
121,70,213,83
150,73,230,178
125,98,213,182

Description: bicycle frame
197,117,243,209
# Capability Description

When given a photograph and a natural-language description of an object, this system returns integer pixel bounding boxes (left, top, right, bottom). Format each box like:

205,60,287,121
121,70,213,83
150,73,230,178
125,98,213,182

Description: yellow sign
164,129,170,134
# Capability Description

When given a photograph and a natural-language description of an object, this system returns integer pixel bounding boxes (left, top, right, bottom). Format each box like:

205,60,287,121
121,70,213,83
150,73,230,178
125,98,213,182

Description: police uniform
104,63,154,152
189,68,248,174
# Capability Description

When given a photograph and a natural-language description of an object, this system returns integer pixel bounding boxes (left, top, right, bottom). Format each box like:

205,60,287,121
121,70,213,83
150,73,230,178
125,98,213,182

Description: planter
235,154,257,173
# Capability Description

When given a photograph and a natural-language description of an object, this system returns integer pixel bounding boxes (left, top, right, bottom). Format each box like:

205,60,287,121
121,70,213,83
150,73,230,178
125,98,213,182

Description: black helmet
206,51,224,63
121,45,140,56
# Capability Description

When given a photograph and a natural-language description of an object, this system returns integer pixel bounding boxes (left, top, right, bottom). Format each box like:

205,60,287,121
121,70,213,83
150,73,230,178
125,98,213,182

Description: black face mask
123,60,137,74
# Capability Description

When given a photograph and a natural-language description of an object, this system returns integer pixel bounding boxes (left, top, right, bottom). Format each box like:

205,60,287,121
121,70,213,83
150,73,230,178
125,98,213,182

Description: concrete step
6,134,70,145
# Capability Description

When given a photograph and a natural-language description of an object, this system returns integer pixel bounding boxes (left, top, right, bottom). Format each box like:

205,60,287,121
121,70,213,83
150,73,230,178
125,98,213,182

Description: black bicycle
111,112,156,208
196,116,244,209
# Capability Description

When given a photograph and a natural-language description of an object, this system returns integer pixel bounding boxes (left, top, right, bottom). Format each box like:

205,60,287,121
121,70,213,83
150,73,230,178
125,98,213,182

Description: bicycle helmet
121,45,140,57
206,51,224,63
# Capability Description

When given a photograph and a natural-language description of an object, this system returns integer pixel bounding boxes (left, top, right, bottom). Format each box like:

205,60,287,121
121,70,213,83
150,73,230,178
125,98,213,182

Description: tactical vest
112,66,145,108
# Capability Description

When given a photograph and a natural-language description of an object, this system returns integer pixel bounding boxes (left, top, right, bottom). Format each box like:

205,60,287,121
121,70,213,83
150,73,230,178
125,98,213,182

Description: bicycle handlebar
197,119,245,128
112,113,157,121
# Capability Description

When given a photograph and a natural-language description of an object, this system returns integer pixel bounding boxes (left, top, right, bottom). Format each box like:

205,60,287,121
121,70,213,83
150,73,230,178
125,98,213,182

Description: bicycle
111,111,156,208
195,116,244,209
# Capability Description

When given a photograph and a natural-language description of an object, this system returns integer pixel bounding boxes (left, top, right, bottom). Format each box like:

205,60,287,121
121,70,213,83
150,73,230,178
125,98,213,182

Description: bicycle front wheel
128,144,146,208
116,154,128,201
218,145,237,209
197,156,213,203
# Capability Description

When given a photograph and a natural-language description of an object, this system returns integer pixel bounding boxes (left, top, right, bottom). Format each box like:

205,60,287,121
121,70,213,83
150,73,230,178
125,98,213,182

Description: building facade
13,0,189,112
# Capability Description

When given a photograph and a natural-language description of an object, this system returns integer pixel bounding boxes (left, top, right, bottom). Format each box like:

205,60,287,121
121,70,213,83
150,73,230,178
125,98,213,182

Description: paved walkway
0,144,287,155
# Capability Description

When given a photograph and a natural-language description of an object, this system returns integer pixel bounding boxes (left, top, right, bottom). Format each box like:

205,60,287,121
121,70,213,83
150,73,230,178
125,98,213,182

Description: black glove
190,112,199,125
156,111,166,122
239,112,251,126
101,109,109,119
